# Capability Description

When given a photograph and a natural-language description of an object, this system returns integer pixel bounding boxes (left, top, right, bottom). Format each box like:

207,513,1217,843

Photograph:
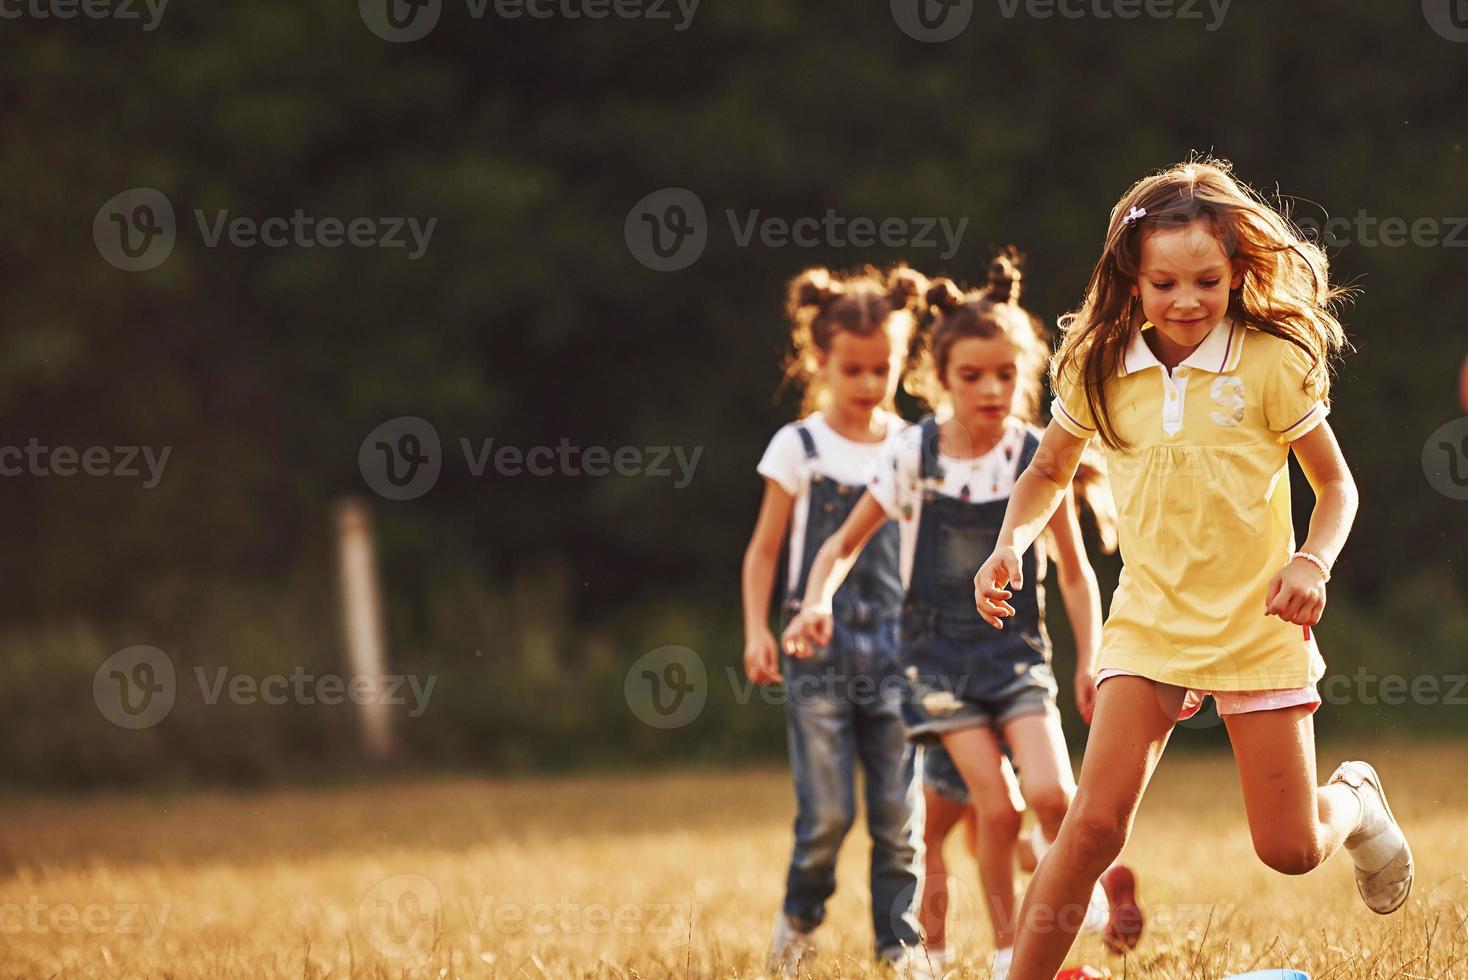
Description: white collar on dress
1119,316,1244,377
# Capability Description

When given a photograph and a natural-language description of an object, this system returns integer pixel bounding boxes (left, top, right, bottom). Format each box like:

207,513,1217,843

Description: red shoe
1057,968,1110,979
1099,864,1143,953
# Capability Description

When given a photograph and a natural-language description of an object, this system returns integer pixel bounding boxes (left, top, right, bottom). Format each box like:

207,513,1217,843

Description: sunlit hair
1054,157,1352,451
905,251,1049,424
782,265,927,416
1071,446,1119,556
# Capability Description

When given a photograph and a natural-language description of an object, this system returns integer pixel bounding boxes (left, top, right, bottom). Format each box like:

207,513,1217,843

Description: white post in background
335,497,395,761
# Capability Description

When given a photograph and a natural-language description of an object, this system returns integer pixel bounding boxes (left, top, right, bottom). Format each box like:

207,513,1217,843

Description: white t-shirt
866,416,1032,589
757,410,908,587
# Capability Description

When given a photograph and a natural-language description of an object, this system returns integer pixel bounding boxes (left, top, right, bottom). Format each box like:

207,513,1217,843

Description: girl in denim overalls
785,256,1136,979
742,265,928,976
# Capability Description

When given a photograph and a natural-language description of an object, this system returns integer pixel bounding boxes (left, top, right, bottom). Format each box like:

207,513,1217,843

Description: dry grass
0,744,1465,979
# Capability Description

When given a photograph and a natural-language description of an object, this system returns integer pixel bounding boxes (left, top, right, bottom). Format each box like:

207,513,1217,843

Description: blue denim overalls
899,417,1057,740
778,425,923,955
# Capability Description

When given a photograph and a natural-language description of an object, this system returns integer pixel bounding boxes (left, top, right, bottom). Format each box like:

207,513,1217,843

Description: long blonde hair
1054,157,1352,451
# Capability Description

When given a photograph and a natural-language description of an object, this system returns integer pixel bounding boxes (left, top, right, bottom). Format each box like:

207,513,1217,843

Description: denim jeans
782,617,923,954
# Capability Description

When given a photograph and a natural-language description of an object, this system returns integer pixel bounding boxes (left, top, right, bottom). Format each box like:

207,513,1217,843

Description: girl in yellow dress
974,159,1414,980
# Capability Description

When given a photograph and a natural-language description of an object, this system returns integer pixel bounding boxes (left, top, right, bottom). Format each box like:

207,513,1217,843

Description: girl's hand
781,607,833,659
1265,557,1327,627
974,545,1024,629
1074,670,1097,725
743,629,783,685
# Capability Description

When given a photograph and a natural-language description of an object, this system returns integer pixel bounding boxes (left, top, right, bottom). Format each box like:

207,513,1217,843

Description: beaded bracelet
1291,550,1332,583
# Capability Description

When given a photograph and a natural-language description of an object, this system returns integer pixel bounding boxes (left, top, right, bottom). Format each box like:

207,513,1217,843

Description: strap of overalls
918,415,943,484
795,425,818,462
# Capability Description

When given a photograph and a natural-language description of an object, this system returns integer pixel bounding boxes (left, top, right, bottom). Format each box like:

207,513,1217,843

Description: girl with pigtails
785,255,1139,980
741,265,929,976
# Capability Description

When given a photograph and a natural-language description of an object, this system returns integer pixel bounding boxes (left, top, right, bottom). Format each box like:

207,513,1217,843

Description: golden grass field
1,743,1465,979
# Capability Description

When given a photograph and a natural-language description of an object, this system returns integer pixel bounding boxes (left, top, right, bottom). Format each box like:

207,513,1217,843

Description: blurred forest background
2,0,1466,788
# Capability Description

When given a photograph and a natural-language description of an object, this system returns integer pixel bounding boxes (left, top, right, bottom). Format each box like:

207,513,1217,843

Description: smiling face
817,328,900,419
941,334,1020,436
1133,220,1245,352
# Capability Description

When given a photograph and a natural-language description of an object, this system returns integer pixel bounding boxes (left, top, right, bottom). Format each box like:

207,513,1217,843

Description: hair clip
1122,206,1148,226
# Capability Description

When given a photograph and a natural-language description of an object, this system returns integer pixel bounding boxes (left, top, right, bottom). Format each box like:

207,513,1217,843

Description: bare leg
942,725,1024,950
1008,677,1183,980
920,787,967,949
1002,708,1077,844
961,807,979,861
1224,704,1358,874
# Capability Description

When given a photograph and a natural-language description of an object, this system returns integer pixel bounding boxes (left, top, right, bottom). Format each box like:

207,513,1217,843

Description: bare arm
1289,419,1358,568
1264,420,1358,625
974,421,1092,629
1043,488,1102,723
781,492,889,658
741,479,795,683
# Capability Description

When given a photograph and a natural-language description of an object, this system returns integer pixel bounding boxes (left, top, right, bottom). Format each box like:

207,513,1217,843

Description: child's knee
976,801,1023,840
1025,783,1072,828
1068,803,1128,867
1253,837,1325,876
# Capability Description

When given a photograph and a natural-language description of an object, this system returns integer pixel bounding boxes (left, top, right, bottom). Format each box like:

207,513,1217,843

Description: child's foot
880,945,952,980
766,913,815,977
1329,761,1414,914
1099,864,1144,952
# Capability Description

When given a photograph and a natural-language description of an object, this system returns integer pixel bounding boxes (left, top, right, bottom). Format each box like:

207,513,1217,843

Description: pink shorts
1095,668,1321,720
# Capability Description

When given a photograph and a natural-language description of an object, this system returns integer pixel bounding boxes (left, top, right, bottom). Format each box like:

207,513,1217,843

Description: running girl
974,159,1414,980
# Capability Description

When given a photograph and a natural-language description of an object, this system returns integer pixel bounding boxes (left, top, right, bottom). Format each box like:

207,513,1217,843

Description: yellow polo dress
1051,317,1329,691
